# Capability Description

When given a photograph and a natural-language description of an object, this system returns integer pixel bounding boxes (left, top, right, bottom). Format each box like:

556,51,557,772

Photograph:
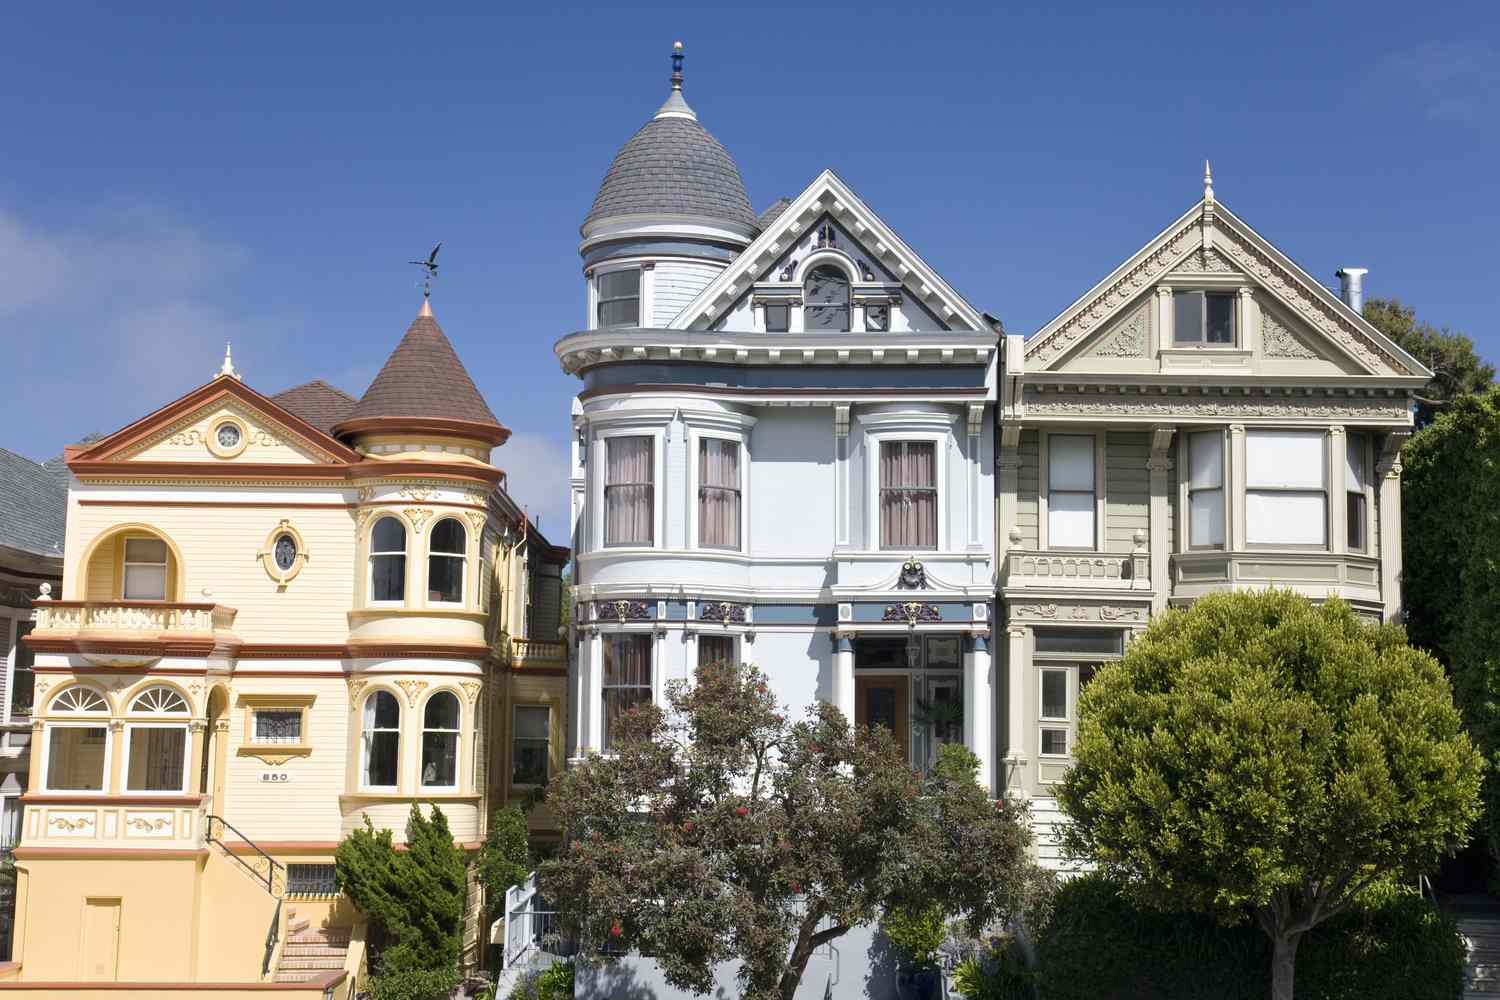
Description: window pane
1246,431,1325,489
127,727,187,791
1174,291,1204,344
428,554,464,603
47,727,108,790
254,710,302,744
1190,488,1226,547
925,635,961,670
764,303,789,332
603,635,652,751
371,554,405,601
430,518,465,554
11,620,34,716
421,732,457,786
1048,492,1095,548
1041,670,1067,719
123,564,166,601
1034,629,1124,657
1048,436,1094,491
598,270,640,299
865,303,890,331
1189,432,1223,489
698,634,734,667
424,693,460,730
1347,492,1368,550
512,738,549,785
1206,293,1235,344
1041,729,1068,755
367,691,400,729
365,731,399,787
606,437,654,546
1246,492,1327,545
124,538,168,564
514,705,550,740
804,265,850,331
372,517,406,553
1346,434,1366,492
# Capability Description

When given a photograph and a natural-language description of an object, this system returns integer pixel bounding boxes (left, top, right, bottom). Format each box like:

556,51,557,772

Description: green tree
1057,590,1482,1000
1363,297,1494,426
1403,385,1500,872
477,804,533,917
539,661,1046,1000
335,804,468,984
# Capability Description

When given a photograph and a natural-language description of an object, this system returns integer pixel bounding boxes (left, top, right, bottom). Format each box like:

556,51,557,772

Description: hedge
1033,874,1465,1000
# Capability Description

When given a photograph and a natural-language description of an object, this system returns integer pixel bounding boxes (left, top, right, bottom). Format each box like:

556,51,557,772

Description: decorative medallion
699,601,747,624
1015,603,1059,619
356,486,376,503
395,679,427,708
896,558,930,590
1261,311,1318,359
403,508,433,533
882,602,941,625
460,681,483,704
400,485,436,502
1100,606,1144,621
466,511,488,534
598,600,651,625
353,507,375,530
1170,248,1239,274
464,490,488,508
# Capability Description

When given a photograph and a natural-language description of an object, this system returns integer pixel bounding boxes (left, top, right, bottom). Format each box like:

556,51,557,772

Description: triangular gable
72,375,361,469
669,169,989,333
1024,195,1432,380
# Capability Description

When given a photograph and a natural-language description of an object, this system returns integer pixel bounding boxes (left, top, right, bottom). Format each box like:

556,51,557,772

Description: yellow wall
126,404,327,466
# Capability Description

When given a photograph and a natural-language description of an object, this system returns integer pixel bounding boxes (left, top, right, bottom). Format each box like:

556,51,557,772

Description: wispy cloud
496,430,572,542
1387,42,1500,126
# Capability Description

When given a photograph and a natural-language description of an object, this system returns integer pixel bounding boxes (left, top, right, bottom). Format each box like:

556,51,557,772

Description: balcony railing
32,600,238,635
1002,549,1150,590
510,637,566,668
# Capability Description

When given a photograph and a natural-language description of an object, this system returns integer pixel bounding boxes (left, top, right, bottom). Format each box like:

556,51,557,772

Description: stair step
282,945,348,957
279,957,345,971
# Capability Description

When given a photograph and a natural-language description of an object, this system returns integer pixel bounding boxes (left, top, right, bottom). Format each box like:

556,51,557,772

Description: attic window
804,265,850,332
1174,291,1235,345
865,303,890,332
596,269,641,328
764,303,790,333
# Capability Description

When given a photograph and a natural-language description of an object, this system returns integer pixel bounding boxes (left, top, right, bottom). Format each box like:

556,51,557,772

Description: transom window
698,439,741,550
596,269,641,328
427,517,467,604
605,436,654,547
804,265,851,331
369,517,407,603
1174,290,1236,345
361,691,400,789
421,692,460,788
602,634,652,751
123,537,169,601
49,686,108,714
1246,430,1327,547
129,685,189,715
511,705,551,786
879,441,937,549
1187,431,1226,549
1048,435,1096,549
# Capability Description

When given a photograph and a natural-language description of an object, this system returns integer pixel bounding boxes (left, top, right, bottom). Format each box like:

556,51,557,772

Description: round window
273,533,298,571
215,422,242,448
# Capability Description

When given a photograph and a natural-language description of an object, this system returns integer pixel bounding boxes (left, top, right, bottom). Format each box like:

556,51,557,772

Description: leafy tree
477,804,533,917
539,661,1045,1000
335,804,468,983
1057,590,1482,1000
1363,297,1494,426
1403,386,1500,871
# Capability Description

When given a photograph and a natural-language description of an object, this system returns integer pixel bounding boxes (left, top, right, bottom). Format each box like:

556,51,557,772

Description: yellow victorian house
0,297,568,996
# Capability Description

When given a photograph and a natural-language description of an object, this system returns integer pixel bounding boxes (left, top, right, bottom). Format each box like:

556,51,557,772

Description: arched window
804,264,850,331
362,691,400,789
125,685,191,793
421,692,460,788
44,686,110,792
427,518,466,604
369,517,407,603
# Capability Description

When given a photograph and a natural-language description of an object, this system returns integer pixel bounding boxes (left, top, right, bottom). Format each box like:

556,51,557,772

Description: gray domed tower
581,42,757,330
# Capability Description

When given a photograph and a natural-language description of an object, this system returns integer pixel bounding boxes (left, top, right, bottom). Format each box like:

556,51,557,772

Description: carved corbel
1377,430,1411,479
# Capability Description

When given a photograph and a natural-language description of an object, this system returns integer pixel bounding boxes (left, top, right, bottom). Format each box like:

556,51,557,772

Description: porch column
583,630,604,754
1002,624,1028,798
965,630,994,796
1228,424,1248,551
1147,426,1174,612
832,630,856,724
1329,425,1348,556
1378,433,1410,621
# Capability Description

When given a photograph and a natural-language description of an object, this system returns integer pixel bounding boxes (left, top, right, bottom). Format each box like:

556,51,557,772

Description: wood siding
1014,430,1039,549
1105,431,1149,552
652,260,722,327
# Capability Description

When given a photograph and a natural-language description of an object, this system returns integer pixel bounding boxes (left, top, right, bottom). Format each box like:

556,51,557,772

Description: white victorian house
997,165,1432,867
557,48,1000,794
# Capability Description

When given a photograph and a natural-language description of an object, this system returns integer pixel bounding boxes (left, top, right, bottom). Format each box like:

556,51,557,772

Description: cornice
1020,386,1412,422
556,328,995,375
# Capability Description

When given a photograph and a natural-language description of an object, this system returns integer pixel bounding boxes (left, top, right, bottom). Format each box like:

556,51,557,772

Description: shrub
951,937,1035,1000
881,903,946,968
366,965,461,1000
477,805,532,917
1034,873,1464,1000
508,961,575,1000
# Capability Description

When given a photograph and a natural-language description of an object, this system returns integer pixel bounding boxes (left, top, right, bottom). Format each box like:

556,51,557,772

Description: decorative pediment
1086,304,1150,359
670,169,989,334
1170,247,1241,275
1260,307,1321,360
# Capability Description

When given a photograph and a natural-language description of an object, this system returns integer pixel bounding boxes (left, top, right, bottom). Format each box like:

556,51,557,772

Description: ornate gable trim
669,169,989,334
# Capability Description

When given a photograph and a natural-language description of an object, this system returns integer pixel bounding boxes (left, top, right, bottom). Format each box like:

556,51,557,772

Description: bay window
1347,433,1369,551
602,634,652,751
596,268,640,328
44,686,110,792
1047,434,1096,549
604,436,654,546
1188,431,1226,548
879,440,937,549
361,690,400,789
698,438,741,549
420,692,460,789
1246,430,1327,546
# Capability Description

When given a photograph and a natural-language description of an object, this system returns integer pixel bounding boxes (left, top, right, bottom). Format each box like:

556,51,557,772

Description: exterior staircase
1446,894,1500,999
274,907,351,984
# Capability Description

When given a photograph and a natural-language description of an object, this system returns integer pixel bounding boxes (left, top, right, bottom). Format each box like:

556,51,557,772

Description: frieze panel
596,600,652,625
699,601,747,624
1170,247,1240,274
1008,601,1149,624
1022,391,1410,421
882,602,941,625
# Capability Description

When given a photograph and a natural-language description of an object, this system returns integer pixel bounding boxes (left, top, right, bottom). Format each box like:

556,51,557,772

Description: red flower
682,820,695,833
610,921,622,938
735,806,749,817
789,880,802,893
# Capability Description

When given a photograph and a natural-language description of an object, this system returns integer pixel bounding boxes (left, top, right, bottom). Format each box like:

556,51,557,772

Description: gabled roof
1025,190,1431,381
272,379,357,435
336,302,509,446
0,447,67,561
669,170,991,334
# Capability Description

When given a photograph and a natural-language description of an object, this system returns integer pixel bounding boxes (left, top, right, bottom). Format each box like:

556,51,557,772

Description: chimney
1336,268,1367,312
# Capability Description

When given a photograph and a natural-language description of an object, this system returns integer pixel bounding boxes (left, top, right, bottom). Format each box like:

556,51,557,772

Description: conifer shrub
477,805,532,917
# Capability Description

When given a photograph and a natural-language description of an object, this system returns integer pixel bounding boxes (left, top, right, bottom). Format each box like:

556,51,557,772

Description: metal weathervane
409,242,442,298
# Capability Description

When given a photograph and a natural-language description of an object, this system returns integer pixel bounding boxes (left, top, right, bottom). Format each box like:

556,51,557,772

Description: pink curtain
605,437,653,545
603,635,652,749
880,441,937,548
699,439,740,548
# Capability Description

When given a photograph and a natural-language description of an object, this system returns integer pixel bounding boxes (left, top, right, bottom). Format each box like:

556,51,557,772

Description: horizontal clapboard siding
1014,430,1040,549
652,260,723,327
1105,432,1149,553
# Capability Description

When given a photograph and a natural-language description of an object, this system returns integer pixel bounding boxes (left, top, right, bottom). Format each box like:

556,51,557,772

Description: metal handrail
263,898,282,977
206,814,285,896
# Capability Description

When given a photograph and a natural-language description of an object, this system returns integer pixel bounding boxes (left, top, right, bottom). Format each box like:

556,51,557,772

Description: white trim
359,689,402,793
1038,430,1104,552
597,427,666,551
865,427,950,553
590,261,647,332
41,720,112,794
687,427,749,553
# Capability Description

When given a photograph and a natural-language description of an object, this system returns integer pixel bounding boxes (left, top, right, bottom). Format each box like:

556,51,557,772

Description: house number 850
259,772,290,783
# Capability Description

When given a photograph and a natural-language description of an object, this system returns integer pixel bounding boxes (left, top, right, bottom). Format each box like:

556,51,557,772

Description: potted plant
883,903,947,1000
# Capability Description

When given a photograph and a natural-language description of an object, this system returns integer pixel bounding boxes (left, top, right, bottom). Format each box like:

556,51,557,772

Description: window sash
764,303,790,332
1040,668,1068,721
10,620,34,716
864,303,890,331
1047,435,1096,550
125,724,188,793
421,731,458,787
1040,728,1069,756
596,270,640,328
1246,492,1327,546
698,439,741,550
512,705,551,785
1173,291,1236,345
879,441,938,549
427,553,465,604
603,635,652,751
1188,429,1226,549
45,724,108,791
697,634,735,667
605,437,654,547
252,709,303,744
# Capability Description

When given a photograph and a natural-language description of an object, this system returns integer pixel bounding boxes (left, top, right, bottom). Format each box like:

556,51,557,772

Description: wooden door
855,677,909,757
81,898,121,981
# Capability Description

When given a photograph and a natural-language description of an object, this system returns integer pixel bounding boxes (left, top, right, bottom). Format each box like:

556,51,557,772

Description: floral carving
460,681,483,704
395,679,427,707
882,602,941,625
400,485,436,501
1171,248,1239,274
1100,606,1144,621
356,486,376,503
127,817,171,832
1090,307,1148,358
49,814,95,832
597,600,651,625
404,508,433,533
699,601,747,624
346,678,369,704
466,511,488,534
1015,603,1059,619
1261,311,1318,359
169,428,206,446
1023,391,1409,420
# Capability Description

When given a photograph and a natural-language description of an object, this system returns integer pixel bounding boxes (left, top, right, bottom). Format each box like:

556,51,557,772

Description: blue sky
1,1,1496,534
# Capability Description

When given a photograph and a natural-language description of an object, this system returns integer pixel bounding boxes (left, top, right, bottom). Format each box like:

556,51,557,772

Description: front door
81,898,120,981
855,677,908,753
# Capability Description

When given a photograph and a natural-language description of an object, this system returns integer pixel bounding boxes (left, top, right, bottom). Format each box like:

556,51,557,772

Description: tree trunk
778,910,822,1000
1270,932,1300,1000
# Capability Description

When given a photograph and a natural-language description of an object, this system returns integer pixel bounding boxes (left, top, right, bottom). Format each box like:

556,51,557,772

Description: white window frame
1038,666,1072,758
1038,430,1104,551
122,721,192,795
1172,289,1238,347
360,690,402,792
367,515,409,607
122,536,169,601
510,703,552,788
42,720,112,794
419,690,462,791
424,516,469,608
1245,429,1329,549
864,422,951,553
1184,429,1227,550
250,707,305,746
1346,431,1372,553
601,632,654,752
596,427,665,551
591,263,646,330
689,429,749,553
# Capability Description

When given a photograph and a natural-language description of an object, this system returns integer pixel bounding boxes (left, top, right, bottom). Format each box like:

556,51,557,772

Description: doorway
855,677,908,752
81,897,121,981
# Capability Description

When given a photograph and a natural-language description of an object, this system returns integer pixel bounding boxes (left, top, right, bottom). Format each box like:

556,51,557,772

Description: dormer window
596,269,641,328
1174,290,1235,345
804,265,850,331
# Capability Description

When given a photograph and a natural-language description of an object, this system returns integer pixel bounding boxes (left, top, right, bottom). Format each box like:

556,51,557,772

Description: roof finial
217,342,240,381
1203,159,1214,203
671,40,684,91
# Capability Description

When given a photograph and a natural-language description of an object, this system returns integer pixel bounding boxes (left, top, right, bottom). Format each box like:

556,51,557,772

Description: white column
584,630,604,754
1002,624,1028,798
1228,424,1247,551
1155,285,1174,357
833,631,856,723
1238,287,1257,353
1328,426,1347,555
966,630,994,796
835,406,851,548
1147,427,1174,612
1378,434,1409,621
